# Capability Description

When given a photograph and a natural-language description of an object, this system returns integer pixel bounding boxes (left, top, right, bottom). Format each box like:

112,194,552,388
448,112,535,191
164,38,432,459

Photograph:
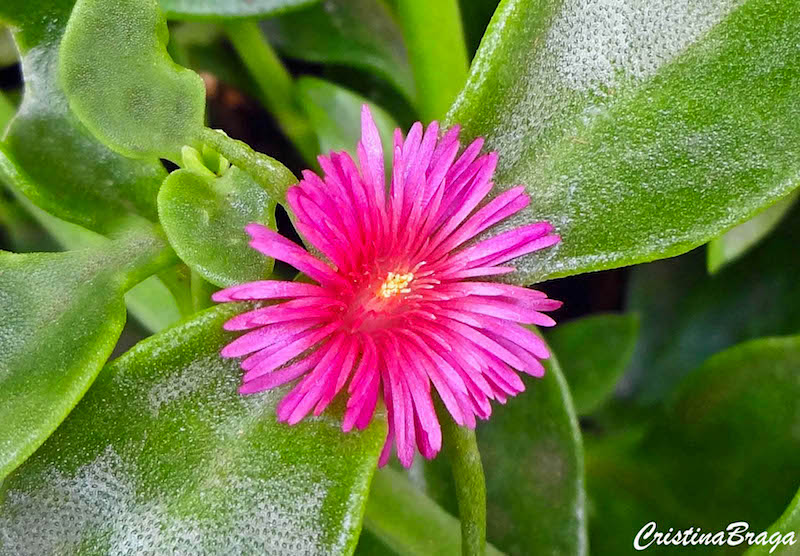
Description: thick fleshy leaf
8,182,182,332
707,190,800,274
363,467,504,556
590,335,800,554
59,0,206,161
624,209,800,404
159,0,317,20
744,487,800,555
0,305,386,554
263,0,415,102
296,76,398,172
0,1,166,235
448,0,800,284
547,313,639,415
475,335,587,555
653,336,800,529
0,229,174,480
158,167,277,288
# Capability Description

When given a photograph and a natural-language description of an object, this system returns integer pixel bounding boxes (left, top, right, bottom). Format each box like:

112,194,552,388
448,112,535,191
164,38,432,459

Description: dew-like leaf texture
6,186,182,333
624,209,800,404
476,336,587,555
296,76,398,173
158,167,277,288
59,0,206,161
159,0,318,20
263,0,415,102
0,0,166,235
448,0,800,284
0,230,173,480
707,189,800,274
0,305,386,555
547,312,639,415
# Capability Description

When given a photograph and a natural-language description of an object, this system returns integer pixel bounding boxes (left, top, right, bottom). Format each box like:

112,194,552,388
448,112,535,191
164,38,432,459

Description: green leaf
158,167,277,288
159,0,318,20
589,335,800,554
0,229,174,480
396,0,468,121
708,190,800,274
296,76,398,172
653,335,800,530
0,156,183,332
448,0,800,284
0,305,386,554
364,467,504,556
625,211,800,403
0,26,17,66
547,313,640,415
745,487,800,555
59,0,206,161
476,335,587,555
124,276,183,332
263,0,416,103
0,2,166,235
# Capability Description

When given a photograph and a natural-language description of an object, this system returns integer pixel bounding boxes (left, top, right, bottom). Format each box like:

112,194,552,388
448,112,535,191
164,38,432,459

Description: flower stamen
378,271,414,298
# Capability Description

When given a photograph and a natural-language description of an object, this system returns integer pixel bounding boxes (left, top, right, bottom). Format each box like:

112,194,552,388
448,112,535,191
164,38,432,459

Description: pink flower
213,106,562,467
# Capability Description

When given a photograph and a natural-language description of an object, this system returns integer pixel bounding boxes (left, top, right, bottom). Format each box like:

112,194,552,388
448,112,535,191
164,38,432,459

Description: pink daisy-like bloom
213,106,562,467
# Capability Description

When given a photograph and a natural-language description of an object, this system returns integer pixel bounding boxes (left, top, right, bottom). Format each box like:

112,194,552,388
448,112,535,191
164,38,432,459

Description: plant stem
198,127,297,202
191,270,216,312
365,467,503,555
396,0,469,122
0,90,15,131
223,21,318,163
440,409,487,556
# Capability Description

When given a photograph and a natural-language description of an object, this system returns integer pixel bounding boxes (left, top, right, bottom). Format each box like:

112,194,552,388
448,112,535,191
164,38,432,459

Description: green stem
0,90,15,131
158,265,194,318
396,0,469,122
223,21,318,163
198,127,297,201
365,467,503,556
191,270,216,312
440,409,487,556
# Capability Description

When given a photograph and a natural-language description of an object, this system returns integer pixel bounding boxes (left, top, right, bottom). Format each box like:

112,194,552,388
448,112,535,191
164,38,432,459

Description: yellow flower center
378,271,414,299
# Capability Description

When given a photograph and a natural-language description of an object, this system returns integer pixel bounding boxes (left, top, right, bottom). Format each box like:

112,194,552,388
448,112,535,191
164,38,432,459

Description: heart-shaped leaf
5,179,182,332
158,167,277,288
0,1,166,235
625,209,800,404
159,0,318,20
0,228,174,480
0,305,386,554
296,76,398,172
263,0,415,102
546,313,639,415
448,0,800,284
59,0,206,161
707,190,799,274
